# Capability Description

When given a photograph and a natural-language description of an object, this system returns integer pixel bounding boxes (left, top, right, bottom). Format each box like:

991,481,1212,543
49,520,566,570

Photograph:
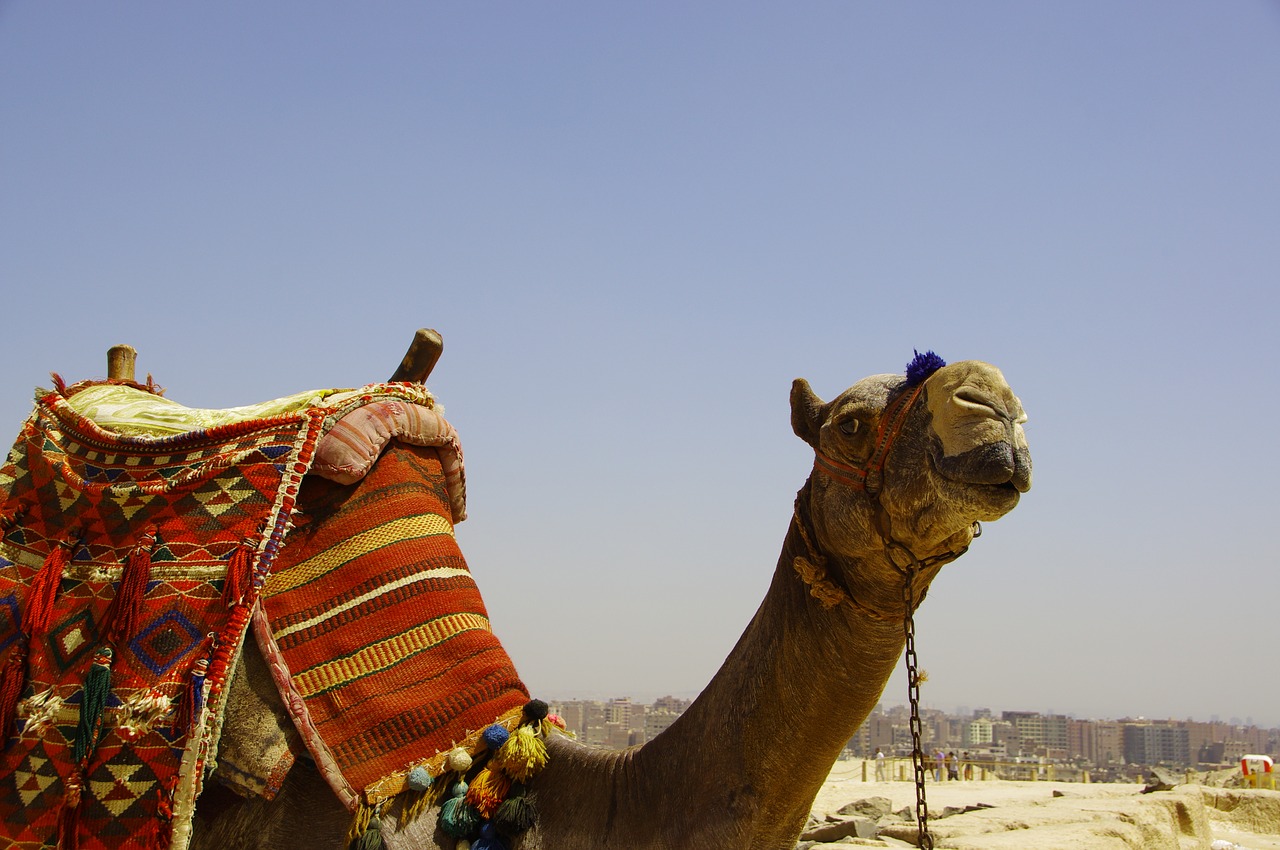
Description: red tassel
0,538,73,745
220,543,252,608
101,530,155,648
58,772,83,850
0,648,27,743
24,539,72,638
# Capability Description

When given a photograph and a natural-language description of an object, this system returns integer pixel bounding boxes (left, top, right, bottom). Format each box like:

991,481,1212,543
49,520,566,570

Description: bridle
793,376,978,850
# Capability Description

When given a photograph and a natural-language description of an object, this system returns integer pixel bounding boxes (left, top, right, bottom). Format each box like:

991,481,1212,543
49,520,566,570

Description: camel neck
632,513,908,844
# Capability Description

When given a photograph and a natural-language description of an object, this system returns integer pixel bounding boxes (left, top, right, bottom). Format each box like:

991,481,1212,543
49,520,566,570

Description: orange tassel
101,531,155,648
464,767,512,819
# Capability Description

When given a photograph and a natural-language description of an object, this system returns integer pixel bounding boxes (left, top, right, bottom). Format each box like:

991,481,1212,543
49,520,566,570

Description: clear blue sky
3,3,1278,726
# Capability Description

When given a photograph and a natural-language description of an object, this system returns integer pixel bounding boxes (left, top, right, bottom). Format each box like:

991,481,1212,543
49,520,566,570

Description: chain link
903,566,933,850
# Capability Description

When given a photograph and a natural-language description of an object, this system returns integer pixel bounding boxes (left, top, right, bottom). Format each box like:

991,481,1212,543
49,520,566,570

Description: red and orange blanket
0,378,538,850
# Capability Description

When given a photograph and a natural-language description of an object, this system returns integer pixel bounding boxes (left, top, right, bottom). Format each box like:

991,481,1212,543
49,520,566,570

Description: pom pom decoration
493,725,549,782
522,699,549,722
481,723,510,751
406,766,433,792
904,350,946,388
446,747,473,773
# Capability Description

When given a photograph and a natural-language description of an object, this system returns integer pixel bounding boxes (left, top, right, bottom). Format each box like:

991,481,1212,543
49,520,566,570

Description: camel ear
790,378,825,449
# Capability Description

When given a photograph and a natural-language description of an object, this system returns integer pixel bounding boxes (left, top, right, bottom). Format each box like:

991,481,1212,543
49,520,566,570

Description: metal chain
903,565,934,850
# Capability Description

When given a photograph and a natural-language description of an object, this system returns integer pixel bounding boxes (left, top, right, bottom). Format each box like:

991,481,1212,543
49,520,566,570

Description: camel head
790,354,1031,616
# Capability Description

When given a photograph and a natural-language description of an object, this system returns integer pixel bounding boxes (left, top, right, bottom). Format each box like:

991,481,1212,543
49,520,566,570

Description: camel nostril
951,389,1002,418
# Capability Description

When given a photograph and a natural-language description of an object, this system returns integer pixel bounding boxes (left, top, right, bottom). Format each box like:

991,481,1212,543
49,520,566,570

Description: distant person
963,751,973,780
875,747,886,781
934,749,945,782
947,751,959,781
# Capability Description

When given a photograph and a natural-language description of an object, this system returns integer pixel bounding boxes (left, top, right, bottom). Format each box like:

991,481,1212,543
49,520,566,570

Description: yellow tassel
464,766,512,819
345,801,373,847
401,789,433,827
494,725,549,782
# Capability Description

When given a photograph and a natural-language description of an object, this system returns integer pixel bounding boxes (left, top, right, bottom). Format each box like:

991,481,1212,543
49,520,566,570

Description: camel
188,350,1032,850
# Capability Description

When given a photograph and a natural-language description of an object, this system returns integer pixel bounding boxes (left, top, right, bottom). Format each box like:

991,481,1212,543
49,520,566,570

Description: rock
1143,766,1183,793
1200,786,1280,834
836,796,893,820
1052,789,1066,797
799,817,878,842
894,806,913,821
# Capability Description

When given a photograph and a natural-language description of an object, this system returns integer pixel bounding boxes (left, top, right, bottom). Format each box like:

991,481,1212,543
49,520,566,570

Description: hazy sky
3,3,1278,727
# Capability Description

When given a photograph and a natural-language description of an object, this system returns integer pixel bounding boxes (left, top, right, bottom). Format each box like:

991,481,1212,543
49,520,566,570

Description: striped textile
258,442,528,808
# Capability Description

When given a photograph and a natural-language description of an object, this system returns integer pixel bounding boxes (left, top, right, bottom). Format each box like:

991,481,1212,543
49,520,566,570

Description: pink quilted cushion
311,400,466,522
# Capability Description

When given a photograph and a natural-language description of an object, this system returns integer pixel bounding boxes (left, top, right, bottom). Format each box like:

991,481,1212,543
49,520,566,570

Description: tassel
101,531,155,648
400,788,433,827
493,786,537,833
1,539,73,744
25,538,72,638
347,805,383,850
221,542,252,608
73,647,113,764
464,766,512,819
493,725,548,782
58,772,83,850
0,648,28,745
439,796,481,839
171,657,208,734
471,823,508,850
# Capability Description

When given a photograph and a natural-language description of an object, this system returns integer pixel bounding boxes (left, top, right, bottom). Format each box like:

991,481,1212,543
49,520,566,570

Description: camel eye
838,418,860,437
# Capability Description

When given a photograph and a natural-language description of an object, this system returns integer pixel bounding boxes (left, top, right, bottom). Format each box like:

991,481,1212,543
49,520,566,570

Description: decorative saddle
0,376,547,850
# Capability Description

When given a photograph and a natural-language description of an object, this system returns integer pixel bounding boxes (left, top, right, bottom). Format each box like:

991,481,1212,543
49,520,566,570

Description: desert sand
807,759,1280,849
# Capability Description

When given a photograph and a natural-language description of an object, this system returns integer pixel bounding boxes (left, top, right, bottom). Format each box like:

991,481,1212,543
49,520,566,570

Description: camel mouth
930,442,1032,498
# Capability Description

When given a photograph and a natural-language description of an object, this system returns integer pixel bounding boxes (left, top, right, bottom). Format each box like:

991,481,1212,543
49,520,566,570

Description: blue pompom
905,350,946,387
406,766,432,792
482,724,510,750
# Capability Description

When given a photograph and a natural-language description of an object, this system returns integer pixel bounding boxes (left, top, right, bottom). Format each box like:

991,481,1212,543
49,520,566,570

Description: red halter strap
812,381,927,496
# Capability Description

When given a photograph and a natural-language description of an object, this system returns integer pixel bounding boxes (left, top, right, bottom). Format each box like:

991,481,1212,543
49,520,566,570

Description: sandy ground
811,759,1280,849
812,758,1145,813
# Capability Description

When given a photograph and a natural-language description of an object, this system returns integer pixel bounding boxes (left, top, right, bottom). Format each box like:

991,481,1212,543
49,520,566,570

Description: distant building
1123,721,1190,766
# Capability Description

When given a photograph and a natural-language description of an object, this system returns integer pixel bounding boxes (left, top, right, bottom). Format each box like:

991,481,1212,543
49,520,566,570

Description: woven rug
256,441,529,811
0,379,326,850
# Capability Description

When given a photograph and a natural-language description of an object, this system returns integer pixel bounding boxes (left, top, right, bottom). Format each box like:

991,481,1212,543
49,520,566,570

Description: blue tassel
905,350,946,387
471,823,508,850
439,797,481,839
